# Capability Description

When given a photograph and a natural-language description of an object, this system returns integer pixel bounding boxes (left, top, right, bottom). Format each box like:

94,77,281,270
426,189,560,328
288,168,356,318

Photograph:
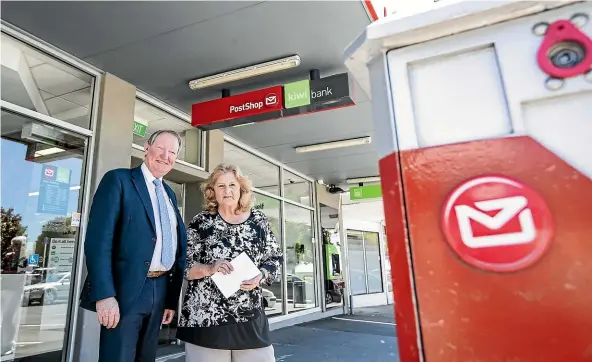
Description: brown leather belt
147,270,166,278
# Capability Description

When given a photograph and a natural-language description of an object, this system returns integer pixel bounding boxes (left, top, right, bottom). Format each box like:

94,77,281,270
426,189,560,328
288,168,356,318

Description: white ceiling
1,1,377,187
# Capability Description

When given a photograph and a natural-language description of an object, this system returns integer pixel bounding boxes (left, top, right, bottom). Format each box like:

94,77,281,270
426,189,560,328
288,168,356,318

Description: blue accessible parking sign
28,253,40,266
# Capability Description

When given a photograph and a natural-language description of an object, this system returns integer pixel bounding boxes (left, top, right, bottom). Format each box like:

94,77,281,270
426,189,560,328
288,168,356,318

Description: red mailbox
346,2,592,361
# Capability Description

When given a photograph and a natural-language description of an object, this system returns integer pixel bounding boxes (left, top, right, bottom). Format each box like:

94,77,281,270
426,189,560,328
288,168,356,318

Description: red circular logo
264,93,278,107
441,175,554,273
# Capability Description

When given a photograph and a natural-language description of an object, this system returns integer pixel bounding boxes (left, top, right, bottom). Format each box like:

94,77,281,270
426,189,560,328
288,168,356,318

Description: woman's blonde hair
202,163,253,214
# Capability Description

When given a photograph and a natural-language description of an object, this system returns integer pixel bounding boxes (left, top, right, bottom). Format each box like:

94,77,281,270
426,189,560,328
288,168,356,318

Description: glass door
1,109,89,361
346,230,384,295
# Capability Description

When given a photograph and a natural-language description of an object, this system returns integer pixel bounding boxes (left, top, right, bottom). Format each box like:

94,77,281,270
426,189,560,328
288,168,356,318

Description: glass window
347,231,367,295
364,231,383,294
224,142,280,196
284,203,317,313
133,98,202,167
282,170,312,206
1,108,88,360
347,230,384,295
1,33,95,129
252,192,283,316
164,179,185,219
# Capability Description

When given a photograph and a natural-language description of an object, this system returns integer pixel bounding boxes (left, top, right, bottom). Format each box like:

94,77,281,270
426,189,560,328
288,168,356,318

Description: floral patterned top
178,209,283,331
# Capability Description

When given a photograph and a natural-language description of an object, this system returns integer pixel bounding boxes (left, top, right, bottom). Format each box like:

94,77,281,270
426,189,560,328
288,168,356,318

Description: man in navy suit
80,130,187,362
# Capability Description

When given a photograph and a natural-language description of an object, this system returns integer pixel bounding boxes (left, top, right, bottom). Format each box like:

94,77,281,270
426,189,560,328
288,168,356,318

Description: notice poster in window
37,165,71,216
47,238,75,275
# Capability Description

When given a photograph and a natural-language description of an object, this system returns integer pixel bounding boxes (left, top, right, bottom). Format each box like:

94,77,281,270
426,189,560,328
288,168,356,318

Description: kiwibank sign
191,73,355,130
283,73,354,113
284,79,311,108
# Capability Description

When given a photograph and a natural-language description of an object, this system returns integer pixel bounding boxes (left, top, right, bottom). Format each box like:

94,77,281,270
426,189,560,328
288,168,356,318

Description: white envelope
265,95,277,105
210,252,261,299
454,196,536,248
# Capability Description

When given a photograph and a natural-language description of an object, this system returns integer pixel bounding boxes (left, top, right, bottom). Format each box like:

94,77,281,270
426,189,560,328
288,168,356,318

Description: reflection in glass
223,142,280,195
1,33,95,129
252,192,283,316
1,110,87,360
284,203,317,313
282,170,311,206
133,99,202,167
164,179,185,219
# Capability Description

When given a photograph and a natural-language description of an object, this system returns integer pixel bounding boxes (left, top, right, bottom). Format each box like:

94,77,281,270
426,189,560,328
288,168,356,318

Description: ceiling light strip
188,55,301,90
346,176,381,184
294,136,371,153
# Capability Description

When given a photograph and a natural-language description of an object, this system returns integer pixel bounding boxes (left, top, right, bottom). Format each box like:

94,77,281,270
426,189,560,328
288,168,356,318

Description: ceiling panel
60,87,92,107
0,1,263,58
308,166,379,184
44,97,79,114
79,1,370,106
224,101,374,149
257,140,376,164
284,152,379,176
30,63,90,96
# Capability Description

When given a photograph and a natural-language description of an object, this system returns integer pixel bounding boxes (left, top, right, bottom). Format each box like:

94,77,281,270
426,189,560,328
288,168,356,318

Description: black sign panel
282,73,355,117
310,73,351,103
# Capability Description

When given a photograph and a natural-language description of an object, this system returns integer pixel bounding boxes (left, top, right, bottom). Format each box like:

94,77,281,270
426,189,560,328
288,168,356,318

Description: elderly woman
177,163,283,362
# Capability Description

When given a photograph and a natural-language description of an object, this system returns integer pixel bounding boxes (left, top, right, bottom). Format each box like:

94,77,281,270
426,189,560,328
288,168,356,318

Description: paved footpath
171,305,399,362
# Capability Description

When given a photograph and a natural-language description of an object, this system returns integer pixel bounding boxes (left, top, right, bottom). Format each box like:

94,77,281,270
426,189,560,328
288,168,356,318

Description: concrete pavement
167,305,399,362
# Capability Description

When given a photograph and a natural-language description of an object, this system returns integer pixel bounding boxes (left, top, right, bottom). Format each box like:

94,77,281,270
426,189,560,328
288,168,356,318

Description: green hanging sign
349,184,382,200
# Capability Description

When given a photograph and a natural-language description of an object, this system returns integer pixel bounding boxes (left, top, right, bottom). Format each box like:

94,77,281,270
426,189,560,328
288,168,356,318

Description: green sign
283,79,311,108
133,121,147,137
349,184,382,200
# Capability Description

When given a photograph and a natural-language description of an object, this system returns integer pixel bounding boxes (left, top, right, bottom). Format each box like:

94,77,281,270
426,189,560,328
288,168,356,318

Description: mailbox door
380,3,592,361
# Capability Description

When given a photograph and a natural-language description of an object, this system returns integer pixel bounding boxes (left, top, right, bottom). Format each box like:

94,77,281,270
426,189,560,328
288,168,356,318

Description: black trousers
99,276,167,362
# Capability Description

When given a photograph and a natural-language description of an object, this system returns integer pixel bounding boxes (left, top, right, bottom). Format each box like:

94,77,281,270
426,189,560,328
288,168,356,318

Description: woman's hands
186,259,234,280
208,259,234,276
186,264,208,280
241,268,267,291
187,259,266,292
240,272,263,291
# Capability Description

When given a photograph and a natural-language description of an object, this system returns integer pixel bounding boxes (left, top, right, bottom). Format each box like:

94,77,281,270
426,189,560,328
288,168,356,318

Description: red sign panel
191,86,283,128
441,174,553,273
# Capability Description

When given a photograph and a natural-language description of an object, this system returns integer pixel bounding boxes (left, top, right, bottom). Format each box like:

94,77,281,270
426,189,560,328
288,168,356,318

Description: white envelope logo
265,94,277,106
454,196,536,248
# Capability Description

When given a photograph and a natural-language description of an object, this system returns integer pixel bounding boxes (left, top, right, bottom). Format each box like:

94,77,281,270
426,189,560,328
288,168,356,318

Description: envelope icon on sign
454,196,536,248
265,94,277,106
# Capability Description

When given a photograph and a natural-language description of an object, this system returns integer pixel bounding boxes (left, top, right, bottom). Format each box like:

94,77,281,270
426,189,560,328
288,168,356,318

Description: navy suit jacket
80,166,187,315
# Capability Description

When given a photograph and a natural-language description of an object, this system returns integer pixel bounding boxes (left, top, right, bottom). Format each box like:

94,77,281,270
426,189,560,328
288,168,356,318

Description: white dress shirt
141,163,178,272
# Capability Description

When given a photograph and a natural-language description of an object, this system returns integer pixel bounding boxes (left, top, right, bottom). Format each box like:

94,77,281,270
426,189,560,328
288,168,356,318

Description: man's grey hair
146,130,182,149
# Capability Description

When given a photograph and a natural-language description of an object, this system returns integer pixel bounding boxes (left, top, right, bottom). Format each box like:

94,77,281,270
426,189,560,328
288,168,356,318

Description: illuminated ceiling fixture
346,176,380,184
34,147,64,157
294,136,371,153
188,55,301,90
